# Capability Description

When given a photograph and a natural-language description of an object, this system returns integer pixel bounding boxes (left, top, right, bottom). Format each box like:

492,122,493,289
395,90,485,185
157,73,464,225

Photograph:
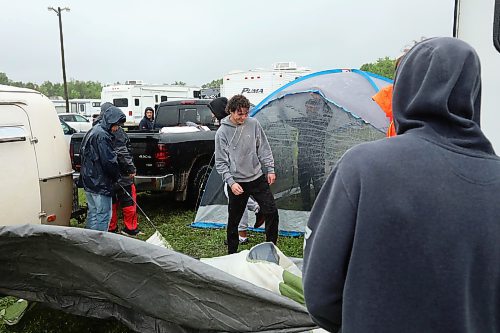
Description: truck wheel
188,164,212,208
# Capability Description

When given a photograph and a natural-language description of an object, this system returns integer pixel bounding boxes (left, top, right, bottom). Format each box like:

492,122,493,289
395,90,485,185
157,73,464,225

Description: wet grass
0,191,304,333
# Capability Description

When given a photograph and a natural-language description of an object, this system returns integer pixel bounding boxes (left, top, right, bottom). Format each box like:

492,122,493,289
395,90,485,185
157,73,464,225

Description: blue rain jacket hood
393,37,494,154
79,106,125,196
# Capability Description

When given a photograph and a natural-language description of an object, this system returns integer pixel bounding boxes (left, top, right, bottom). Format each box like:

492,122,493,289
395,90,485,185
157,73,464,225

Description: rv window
92,102,100,107
155,95,159,103
80,104,85,113
495,0,500,52
113,98,128,107
161,96,168,102
0,126,27,143
71,103,78,113
135,98,139,106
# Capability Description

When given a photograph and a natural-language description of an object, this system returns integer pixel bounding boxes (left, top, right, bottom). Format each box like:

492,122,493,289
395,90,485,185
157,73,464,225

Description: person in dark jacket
303,37,500,333
80,106,126,231
97,103,142,236
138,107,154,130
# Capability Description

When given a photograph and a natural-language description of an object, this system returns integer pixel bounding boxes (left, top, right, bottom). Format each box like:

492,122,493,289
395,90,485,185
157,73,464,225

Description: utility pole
48,6,70,113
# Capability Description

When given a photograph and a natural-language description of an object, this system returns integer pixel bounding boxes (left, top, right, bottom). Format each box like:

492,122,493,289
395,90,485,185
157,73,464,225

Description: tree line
0,72,102,99
1,58,395,100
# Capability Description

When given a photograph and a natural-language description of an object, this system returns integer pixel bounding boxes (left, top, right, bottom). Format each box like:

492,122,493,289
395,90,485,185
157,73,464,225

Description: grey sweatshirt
215,116,275,186
303,37,500,333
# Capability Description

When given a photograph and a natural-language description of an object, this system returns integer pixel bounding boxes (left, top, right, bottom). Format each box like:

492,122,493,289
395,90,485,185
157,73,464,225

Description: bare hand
129,173,136,179
230,183,244,195
267,173,276,185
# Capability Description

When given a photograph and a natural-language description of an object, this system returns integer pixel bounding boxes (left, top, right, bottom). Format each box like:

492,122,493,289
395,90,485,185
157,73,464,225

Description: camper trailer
454,0,500,151
101,80,201,126
220,62,312,105
0,85,73,226
51,99,101,118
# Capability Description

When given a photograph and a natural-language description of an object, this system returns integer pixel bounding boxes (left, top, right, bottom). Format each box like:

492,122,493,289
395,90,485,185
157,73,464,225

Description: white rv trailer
220,62,312,106
0,85,73,226
454,0,500,151
101,80,201,126
51,99,101,118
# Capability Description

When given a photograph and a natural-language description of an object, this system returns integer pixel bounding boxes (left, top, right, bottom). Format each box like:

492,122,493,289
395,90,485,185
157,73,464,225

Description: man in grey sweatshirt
215,94,279,254
303,37,500,333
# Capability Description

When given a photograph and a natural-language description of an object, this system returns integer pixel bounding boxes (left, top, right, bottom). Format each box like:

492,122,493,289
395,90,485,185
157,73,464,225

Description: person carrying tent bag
214,95,279,254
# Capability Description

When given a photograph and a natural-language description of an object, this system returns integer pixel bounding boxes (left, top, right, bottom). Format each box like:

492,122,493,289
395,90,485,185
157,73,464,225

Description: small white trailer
101,80,201,126
0,85,73,226
51,99,101,118
453,0,500,151
220,62,312,106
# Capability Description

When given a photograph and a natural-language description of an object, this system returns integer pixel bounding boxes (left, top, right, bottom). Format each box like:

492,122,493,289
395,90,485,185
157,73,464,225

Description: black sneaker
121,228,145,237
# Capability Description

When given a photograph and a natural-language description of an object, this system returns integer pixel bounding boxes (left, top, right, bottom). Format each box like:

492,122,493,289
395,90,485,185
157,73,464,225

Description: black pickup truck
70,99,217,204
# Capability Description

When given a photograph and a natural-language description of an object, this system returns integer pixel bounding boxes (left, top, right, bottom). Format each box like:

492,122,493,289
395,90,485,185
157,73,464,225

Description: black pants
227,175,279,254
298,156,325,210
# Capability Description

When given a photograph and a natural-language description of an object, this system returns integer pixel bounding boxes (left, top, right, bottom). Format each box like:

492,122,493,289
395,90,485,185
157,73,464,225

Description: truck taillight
129,111,133,116
181,100,196,105
155,143,169,168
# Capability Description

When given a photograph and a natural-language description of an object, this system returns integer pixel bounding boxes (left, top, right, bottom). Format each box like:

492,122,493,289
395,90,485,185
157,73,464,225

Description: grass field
0,191,305,333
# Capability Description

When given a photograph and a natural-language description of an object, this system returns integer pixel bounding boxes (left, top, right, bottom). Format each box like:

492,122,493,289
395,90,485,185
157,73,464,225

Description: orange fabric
372,85,396,137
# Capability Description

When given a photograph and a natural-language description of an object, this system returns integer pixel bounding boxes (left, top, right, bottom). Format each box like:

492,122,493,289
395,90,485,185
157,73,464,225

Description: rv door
454,0,500,151
0,104,42,225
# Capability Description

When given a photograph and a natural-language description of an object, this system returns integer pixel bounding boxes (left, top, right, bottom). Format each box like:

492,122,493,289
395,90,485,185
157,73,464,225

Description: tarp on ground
192,69,392,236
0,224,316,333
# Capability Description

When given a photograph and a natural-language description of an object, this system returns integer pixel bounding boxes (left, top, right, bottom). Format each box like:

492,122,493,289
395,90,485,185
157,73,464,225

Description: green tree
202,78,222,89
0,72,9,85
360,56,397,79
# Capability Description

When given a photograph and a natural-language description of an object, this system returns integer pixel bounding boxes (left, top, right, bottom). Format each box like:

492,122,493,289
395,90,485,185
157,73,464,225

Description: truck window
180,108,200,124
161,96,168,102
155,105,179,127
134,98,140,106
495,0,500,52
113,98,128,107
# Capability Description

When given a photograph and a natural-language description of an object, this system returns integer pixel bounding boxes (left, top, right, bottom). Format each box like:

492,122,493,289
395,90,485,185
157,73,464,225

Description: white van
0,85,73,226
454,0,500,151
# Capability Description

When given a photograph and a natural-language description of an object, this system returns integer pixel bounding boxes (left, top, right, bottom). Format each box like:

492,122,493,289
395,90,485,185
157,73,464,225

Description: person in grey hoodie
215,94,279,254
303,37,500,333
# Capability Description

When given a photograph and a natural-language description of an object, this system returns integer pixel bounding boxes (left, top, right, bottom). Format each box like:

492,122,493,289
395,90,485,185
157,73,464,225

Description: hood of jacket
208,97,229,121
392,37,494,154
92,102,114,126
100,106,126,132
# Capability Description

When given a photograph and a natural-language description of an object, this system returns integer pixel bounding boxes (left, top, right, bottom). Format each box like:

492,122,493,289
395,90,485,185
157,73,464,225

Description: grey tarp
0,224,316,333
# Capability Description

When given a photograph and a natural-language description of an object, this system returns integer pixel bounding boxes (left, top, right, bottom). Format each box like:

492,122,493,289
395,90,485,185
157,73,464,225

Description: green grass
0,190,304,332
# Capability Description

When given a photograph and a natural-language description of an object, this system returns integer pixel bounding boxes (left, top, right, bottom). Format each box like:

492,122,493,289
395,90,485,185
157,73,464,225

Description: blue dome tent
193,69,393,236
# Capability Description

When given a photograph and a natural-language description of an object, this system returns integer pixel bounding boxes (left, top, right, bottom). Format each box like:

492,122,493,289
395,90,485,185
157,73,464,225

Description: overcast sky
1,0,455,86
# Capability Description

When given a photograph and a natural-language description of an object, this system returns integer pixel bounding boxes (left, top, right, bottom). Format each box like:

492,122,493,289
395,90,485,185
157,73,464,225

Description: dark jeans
227,175,279,254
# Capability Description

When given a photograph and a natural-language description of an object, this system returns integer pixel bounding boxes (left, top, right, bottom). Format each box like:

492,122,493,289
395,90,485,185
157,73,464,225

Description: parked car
58,113,92,132
59,117,77,148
